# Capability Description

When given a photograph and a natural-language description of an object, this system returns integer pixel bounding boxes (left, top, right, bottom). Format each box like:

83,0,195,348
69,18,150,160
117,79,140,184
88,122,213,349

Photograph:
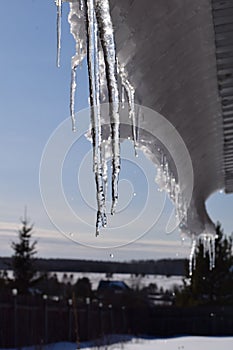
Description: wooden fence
0,294,232,348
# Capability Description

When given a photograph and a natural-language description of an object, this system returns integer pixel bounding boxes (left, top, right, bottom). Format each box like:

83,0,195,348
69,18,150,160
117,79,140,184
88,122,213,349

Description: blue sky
0,1,232,261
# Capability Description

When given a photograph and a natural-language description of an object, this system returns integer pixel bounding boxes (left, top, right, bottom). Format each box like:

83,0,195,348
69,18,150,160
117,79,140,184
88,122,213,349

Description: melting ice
55,0,216,269
55,0,62,67
189,233,216,276
58,0,136,235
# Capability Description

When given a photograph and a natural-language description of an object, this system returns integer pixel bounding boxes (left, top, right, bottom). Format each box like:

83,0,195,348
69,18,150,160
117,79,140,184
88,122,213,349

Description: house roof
109,0,233,236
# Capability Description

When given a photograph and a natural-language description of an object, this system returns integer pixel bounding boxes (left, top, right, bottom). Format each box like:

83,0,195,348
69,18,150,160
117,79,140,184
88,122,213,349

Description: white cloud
0,220,190,261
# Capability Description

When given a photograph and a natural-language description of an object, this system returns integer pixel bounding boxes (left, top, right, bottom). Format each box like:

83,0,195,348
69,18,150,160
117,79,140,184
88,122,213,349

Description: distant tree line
1,214,232,307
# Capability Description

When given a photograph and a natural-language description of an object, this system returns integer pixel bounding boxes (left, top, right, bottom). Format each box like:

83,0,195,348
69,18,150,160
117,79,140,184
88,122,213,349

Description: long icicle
210,236,216,270
189,237,197,276
102,142,108,209
70,65,77,132
94,7,107,228
95,0,121,215
68,0,87,133
86,0,106,236
56,0,62,68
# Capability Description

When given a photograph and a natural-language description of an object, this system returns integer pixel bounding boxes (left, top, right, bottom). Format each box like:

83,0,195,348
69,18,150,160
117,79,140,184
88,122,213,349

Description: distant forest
0,257,186,276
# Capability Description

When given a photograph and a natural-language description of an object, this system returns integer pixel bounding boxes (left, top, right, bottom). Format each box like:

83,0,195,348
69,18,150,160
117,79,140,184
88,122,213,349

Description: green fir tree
11,210,38,294
176,223,233,306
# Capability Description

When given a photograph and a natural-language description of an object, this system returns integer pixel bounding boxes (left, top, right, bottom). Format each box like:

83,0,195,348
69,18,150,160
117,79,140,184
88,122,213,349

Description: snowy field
6,271,184,291
1,336,232,350
54,272,185,291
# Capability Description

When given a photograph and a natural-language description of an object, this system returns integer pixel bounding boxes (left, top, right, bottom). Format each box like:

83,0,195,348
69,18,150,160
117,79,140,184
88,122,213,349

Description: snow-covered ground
54,272,185,291
6,271,184,291
1,336,232,350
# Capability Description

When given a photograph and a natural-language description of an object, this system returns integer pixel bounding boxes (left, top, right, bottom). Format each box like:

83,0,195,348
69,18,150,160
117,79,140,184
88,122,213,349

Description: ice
155,149,188,227
189,238,197,276
68,1,87,68
62,0,144,233
101,56,109,102
95,0,121,215
189,233,216,275
86,0,106,235
101,141,109,206
211,237,215,269
61,1,216,267
118,62,137,155
121,84,125,107
79,0,84,11
65,0,124,231
199,233,216,270
68,0,87,132
70,65,77,132
55,0,62,68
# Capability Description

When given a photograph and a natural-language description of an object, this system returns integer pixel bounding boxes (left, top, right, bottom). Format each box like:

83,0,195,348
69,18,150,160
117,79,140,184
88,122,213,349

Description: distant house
97,280,130,294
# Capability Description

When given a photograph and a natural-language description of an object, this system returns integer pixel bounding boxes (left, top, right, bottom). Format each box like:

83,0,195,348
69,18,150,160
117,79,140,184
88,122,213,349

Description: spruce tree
11,211,37,294
176,223,233,306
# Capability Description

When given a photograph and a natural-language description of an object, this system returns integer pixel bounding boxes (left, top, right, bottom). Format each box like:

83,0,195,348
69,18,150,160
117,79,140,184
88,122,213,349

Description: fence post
68,299,73,341
72,292,80,349
108,304,114,334
121,306,126,333
86,298,90,340
12,289,18,348
43,294,48,344
98,302,103,337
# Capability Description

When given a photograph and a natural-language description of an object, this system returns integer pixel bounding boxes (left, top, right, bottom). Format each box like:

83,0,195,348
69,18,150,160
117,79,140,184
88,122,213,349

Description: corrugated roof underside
212,0,233,193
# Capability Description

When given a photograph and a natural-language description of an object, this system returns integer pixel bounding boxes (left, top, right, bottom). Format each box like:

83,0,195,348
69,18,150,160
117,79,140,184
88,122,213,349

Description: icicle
155,148,188,229
118,63,137,156
121,84,125,108
102,142,108,206
135,104,140,143
70,65,77,132
207,237,212,270
189,238,197,276
129,88,137,157
95,0,120,215
86,0,106,235
175,184,181,219
65,0,144,233
199,233,216,271
79,0,84,11
94,6,107,229
210,237,215,269
155,166,163,189
68,1,87,131
55,0,62,68
86,0,97,212
98,49,108,102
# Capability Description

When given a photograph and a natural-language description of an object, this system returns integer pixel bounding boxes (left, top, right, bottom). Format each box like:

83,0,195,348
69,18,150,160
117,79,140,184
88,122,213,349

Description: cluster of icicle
56,0,137,236
189,233,216,276
155,152,216,275
155,149,187,225
55,1,217,274
154,150,216,275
